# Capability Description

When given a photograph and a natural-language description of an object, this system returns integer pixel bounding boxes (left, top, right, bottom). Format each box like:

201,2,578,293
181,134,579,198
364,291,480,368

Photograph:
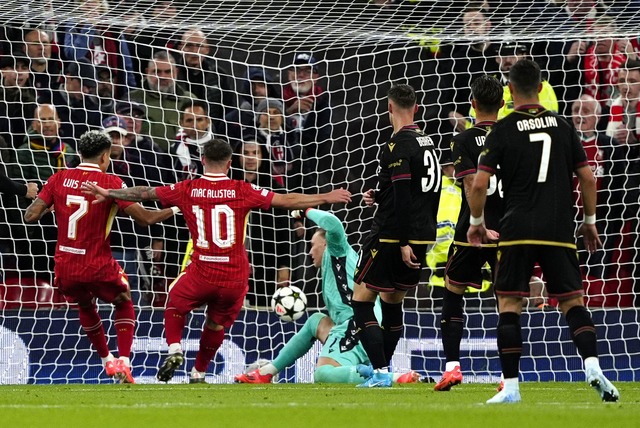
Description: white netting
1,1,639,384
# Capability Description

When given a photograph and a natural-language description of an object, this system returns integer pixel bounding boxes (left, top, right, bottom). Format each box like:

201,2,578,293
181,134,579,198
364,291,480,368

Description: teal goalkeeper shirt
306,209,360,326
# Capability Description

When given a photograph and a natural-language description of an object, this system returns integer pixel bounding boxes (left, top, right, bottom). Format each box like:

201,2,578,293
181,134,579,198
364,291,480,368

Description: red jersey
155,173,275,287
38,163,135,281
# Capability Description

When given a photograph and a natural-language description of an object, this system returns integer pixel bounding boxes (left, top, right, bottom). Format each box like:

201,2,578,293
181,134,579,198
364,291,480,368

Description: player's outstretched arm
24,198,50,223
82,182,159,203
271,188,351,209
124,203,179,226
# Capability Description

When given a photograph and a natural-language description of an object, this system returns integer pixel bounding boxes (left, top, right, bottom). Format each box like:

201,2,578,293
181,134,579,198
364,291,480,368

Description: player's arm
123,203,178,226
82,182,159,203
271,188,351,209
466,170,491,246
24,198,50,223
575,164,602,253
305,208,349,255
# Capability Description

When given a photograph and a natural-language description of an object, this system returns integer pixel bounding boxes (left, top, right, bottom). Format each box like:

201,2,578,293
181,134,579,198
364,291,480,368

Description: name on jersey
416,136,434,146
63,179,97,189
516,116,558,131
191,188,236,199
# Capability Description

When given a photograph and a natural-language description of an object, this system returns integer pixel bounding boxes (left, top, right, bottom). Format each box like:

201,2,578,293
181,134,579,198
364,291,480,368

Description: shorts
445,243,497,289
167,272,248,328
319,319,369,366
354,239,428,293
494,245,583,300
55,261,129,304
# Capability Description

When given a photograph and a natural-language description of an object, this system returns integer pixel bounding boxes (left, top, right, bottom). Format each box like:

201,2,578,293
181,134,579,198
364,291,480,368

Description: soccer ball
271,285,307,322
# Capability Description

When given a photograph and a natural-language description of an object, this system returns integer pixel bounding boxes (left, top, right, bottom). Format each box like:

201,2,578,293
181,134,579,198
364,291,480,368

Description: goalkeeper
234,208,419,384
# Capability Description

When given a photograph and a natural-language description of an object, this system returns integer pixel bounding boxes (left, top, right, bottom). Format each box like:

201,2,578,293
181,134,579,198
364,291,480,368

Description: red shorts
167,272,248,328
55,263,130,304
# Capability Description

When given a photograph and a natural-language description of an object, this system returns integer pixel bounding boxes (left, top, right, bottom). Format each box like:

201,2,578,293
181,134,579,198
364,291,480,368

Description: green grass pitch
0,382,638,428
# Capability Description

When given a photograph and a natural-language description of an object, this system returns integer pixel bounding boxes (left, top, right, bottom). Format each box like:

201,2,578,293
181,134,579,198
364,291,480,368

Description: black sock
497,312,522,379
565,305,598,359
352,300,387,369
441,288,464,363
381,300,403,367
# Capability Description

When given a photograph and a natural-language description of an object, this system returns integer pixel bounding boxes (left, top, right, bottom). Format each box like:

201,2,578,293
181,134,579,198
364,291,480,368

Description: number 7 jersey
155,173,275,286
478,105,588,246
37,163,135,280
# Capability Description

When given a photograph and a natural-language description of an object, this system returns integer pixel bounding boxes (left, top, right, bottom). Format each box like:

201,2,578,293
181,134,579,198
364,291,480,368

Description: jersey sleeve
241,182,275,210
478,128,501,174
37,173,57,206
451,134,477,179
109,175,136,211
306,208,349,257
155,181,188,209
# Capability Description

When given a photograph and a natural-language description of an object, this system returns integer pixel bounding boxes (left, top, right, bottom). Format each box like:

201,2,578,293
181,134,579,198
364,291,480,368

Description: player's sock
164,306,187,346
114,299,135,358
497,312,522,379
194,326,224,373
380,300,403,367
441,287,464,363
352,300,387,370
314,365,363,384
78,305,110,358
168,343,183,355
565,305,598,359
101,353,116,366
270,312,326,373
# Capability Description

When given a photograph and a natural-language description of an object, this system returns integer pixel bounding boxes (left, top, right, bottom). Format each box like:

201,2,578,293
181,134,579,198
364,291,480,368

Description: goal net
1,0,639,384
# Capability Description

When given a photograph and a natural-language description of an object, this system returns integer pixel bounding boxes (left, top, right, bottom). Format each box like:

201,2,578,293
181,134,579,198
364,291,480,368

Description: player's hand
400,245,420,269
25,182,38,199
291,209,308,220
325,188,351,204
485,228,500,243
363,189,376,206
577,223,602,254
467,224,487,247
81,181,110,203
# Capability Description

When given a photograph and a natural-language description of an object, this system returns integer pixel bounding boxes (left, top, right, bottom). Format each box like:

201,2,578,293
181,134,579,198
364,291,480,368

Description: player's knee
306,312,329,340
112,290,132,305
205,318,224,331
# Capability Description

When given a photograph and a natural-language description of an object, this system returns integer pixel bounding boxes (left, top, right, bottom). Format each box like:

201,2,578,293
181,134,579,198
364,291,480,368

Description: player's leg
435,280,465,391
379,291,405,367
315,325,375,384
190,317,225,384
236,313,331,383
542,248,619,402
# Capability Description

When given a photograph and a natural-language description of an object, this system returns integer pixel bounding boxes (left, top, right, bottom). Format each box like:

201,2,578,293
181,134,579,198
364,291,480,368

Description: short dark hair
202,138,233,164
179,99,209,120
78,130,112,159
508,59,541,97
471,75,504,114
623,58,640,72
388,84,416,109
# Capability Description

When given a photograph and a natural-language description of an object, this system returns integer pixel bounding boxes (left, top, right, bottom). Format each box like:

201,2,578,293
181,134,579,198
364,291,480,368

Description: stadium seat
0,276,67,310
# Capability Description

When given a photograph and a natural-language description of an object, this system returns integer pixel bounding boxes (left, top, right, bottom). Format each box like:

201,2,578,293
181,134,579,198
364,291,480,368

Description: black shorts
354,238,429,293
494,245,583,300
445,243,497,289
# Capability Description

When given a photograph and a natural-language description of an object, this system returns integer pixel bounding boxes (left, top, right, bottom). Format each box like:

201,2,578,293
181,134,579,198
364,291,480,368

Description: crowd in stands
1,0,639,308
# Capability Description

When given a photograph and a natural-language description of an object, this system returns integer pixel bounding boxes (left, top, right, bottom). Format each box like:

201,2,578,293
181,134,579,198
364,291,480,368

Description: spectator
0,51,37,149
230,139,292,306
126,50,196,153
606,59,640,144
172,100,216,181
96,66,117,115
22,29,61,102
62,0,136,94
245,98,304,191
446,2,500,133
283,52,332,170
176,27,234,131
47,58,103,144
226,67,279,141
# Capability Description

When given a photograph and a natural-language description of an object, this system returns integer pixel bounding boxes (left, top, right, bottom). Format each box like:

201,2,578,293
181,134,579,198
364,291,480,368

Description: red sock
194,327,224,373
164,306,186,346
78,305,110,358
114,300,136,358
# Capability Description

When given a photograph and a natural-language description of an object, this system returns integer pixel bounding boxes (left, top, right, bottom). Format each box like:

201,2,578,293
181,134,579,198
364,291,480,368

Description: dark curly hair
78,130,112,159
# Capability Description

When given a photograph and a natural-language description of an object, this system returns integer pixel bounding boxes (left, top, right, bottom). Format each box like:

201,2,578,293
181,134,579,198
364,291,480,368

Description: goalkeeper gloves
290,209,310,220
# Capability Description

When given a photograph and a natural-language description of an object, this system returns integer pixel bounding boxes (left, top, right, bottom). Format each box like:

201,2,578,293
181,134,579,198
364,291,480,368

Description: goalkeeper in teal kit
234,208,419,384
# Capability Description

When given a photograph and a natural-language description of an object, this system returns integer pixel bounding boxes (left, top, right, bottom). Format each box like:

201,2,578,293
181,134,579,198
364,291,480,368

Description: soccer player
24,130,179,384
234,208,420,384
82,138,351,383
434,75,504,392
467,59,619,403
351,83,441,387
